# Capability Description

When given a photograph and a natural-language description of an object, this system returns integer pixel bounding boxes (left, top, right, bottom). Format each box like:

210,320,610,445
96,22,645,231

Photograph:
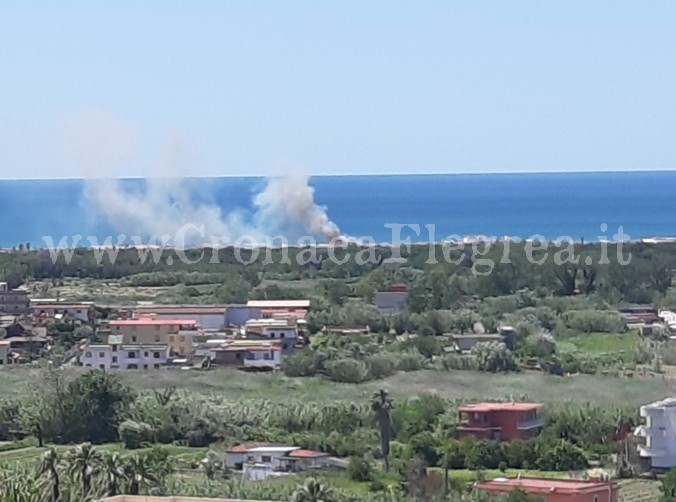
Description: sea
1,171,675,248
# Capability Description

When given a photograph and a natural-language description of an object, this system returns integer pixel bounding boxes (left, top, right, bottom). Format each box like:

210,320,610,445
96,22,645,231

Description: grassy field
562,332,640,354
1,366,671,407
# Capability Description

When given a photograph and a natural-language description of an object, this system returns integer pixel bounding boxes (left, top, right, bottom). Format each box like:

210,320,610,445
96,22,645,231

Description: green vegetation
0,367,648,501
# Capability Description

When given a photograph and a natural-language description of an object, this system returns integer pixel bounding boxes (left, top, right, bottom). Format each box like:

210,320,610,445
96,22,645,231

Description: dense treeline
2,241,675,306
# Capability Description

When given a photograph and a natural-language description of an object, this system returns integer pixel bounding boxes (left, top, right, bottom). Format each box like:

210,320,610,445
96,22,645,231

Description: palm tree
371,389,394,472
100,451,126,497
124,454,158,495
292,478,334,502
436,438,459,494
37,447,61,502
65,442,100,497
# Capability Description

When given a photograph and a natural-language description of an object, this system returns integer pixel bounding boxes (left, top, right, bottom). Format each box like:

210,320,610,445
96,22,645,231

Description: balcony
638,444,666,458
634,425,666,438
517,417,545,430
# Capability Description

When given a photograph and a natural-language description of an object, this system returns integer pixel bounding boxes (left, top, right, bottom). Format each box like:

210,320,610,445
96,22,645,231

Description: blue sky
1,1,675,178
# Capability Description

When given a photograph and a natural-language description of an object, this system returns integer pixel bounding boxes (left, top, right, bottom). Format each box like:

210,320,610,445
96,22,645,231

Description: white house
242,344,282,368
635,397,676,469
244,318,298,355
80,343,170,370
31,301,94,322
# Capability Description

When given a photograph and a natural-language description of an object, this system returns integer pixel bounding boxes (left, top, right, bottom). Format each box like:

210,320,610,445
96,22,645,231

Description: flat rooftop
459,402,543,413
110,319,198,326
477,477,615,494
246,300,310,308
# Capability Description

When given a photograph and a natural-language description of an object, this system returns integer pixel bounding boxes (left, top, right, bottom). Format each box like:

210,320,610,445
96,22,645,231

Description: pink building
457,402,544,441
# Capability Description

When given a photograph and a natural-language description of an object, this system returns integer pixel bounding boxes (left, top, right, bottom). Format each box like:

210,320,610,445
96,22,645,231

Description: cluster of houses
79,300,309,371
0,280,413,370
0,282,311,371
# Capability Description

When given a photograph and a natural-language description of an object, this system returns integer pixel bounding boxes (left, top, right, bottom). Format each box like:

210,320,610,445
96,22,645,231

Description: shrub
395,349,428,372
471,342,519,372
324,359,370,383
119,420,152,449
347,456,374,482
561,309,626,333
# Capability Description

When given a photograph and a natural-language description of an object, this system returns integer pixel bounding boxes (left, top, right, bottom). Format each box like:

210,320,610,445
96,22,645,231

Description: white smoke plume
58,108,342,245
83,171,342,246
253,172,341,241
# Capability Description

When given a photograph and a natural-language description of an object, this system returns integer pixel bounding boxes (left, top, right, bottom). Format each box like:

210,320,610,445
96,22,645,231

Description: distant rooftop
246,300,310,308
459,402,543,413
477,477,615,494
110,319,198,326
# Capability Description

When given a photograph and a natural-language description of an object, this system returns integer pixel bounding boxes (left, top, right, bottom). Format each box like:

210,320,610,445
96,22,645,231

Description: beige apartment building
108,317,200,356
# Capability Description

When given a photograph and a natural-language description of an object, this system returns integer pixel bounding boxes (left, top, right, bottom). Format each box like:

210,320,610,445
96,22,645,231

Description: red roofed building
476,477,618,502
458,402,544,441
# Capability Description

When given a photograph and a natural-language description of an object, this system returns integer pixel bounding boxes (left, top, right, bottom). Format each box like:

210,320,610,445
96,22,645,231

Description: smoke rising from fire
69,109,341,245
84,172,342,245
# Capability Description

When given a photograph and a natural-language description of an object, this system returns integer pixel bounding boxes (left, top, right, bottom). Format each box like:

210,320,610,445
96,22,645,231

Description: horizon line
2,168,676,181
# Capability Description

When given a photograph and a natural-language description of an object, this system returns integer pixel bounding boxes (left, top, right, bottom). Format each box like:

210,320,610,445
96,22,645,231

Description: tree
436,438,463,494
371,389,394,472
124,453,158,495
100,451,126,497
292,478,334,502
471,341,519,372
37,447,61,502
451,309,475,334
347,456,373,482
64,442,100,497
202,450,226,481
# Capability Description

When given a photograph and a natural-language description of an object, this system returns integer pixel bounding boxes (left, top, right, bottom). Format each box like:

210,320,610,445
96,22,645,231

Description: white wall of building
636,399,676,469
151,313,223,331
243,349,281,368
80,345,169,370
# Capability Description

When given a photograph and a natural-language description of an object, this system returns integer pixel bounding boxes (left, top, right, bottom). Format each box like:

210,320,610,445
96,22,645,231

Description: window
179,335,185,342
98,352,105,358
594,497,599,502
131,336,137,343
128,364,138,370
153,352,160,359
112,356,118,363
263,352,272,360
99,364,105,370
153,364,159,369
280,332,285,338
261,455,272,463
282,343,288,350
85,351,92,357
144,351,149,357
128,351,137,359
143,364,148,370
270,332,276,338
154,334,160,342
112,345,118,352
236,353,241,359
169,335,175,342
